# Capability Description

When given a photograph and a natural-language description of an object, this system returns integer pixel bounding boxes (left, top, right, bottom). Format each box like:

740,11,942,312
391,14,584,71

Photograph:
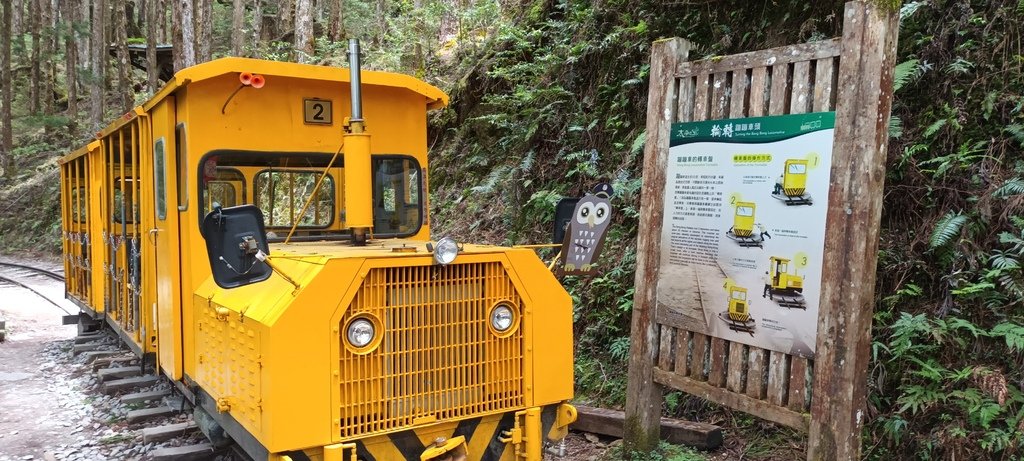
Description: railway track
0,262,232,460
68,334,234,461
0,260,66,282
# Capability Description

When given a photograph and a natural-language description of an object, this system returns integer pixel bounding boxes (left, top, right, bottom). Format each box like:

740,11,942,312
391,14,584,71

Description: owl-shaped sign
558,183,614,276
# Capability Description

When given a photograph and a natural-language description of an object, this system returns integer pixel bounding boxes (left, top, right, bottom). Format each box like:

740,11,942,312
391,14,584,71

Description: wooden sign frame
623,2,898,459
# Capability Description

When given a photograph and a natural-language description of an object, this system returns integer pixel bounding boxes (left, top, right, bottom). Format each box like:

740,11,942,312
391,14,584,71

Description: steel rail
0,274,72,315
0,261,65,282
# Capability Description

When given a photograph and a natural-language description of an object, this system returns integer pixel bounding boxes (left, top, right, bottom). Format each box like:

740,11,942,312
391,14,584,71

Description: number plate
303,99,333,125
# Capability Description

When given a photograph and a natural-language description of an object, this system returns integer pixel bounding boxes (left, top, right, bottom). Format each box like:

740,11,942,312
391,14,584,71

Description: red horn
239,72,253,85
250,74,265,89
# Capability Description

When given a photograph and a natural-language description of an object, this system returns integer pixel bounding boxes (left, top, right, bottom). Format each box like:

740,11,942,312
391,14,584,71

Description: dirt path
0,258,99,461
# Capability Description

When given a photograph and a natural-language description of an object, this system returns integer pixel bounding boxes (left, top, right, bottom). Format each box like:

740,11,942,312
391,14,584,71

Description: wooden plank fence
624,2,898,459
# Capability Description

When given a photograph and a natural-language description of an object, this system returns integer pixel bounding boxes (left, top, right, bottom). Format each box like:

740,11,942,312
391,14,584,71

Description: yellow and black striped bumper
274,404,575,461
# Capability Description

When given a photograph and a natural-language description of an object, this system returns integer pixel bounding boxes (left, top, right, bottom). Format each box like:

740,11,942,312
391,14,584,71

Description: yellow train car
727,286,749,322
771,159,812,206
732,202,755,237
782,159,808,196
59,42,576,461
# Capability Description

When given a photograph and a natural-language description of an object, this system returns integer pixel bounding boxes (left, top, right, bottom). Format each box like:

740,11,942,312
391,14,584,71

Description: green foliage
929,212,967,249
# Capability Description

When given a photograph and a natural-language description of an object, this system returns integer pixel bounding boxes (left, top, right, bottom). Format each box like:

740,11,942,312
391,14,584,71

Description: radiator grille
338,262,524,438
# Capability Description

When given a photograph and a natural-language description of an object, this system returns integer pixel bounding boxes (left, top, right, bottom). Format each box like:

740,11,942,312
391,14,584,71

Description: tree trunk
171,0,195,71
251,0,261,50
1,0,13,178
64,0,79,129
374,0,384,45
79,0,90,68
41,0,54,116
124,0,141,36
29,0,40,115
146,0,159,92
90,0,107,130
231,0,245,56
11,0,26,62
158,0,168,43
327,0,342,42
278,0,293,40
114,0,132,112
194,0,211,62
294,0,312,62
413,0,423,77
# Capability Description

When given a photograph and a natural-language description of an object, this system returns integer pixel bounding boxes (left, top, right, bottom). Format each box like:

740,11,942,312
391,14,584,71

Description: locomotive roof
66,57,449,162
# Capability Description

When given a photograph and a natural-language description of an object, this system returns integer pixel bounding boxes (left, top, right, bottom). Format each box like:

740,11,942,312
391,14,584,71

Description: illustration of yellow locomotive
59,41,576,461
771,159,812,206
719,284,755,334
763,256,806,309
725,201,769,248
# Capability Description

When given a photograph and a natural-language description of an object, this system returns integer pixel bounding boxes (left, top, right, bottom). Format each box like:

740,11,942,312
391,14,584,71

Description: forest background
1,0,1023,459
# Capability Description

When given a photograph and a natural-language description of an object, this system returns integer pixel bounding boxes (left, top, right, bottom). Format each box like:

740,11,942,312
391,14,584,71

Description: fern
889,115,903,139
989,251,1020,270
630,131,647,155
923,118,948,138
990,323,1024,351
994,178,1024,197
609,336,631,361
893,59,920,92
899,1,926,22
930,212,968,249
1006,124,1024,147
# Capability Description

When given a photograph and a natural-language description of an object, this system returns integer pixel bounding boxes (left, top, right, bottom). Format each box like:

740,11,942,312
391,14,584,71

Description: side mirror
552,197,580,245
201,205,272,288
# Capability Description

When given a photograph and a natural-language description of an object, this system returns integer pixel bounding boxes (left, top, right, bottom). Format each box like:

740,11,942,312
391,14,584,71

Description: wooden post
624,37,689,453
807,2,898,460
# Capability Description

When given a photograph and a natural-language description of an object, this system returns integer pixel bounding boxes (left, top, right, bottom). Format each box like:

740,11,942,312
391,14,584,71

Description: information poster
657,112,835,358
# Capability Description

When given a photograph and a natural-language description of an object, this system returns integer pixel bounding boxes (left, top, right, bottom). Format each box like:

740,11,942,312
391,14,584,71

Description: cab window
197,152,423,240
373,158,421,235
255,170,334,228
202,168,245,214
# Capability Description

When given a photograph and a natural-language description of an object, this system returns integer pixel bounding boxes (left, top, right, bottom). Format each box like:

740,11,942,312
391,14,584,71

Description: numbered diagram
725,200,771,248
763,255,807,310
771,159,813,206
719,283,756,335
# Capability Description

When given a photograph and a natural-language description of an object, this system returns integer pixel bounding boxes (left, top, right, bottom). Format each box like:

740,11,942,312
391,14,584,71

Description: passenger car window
154,139,166,220
113,178,138,224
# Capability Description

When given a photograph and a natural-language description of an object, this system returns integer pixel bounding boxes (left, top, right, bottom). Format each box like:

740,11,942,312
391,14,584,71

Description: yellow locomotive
724,201,768,248
763,256,806,310
718,285,755,334
59,41,576,461
771,159,812,206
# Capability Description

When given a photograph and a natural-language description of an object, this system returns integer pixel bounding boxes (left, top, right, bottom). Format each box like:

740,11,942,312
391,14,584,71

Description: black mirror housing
201,205,273,289
552,197,580,245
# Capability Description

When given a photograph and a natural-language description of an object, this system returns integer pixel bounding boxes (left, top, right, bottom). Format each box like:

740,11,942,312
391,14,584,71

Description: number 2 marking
304,99,332,124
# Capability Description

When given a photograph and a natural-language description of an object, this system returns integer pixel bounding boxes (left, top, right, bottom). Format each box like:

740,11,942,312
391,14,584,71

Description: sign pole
624,36,690,453
807,2,898,459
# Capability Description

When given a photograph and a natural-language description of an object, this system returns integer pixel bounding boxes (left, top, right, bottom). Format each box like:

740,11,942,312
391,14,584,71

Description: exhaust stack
343,39,373,244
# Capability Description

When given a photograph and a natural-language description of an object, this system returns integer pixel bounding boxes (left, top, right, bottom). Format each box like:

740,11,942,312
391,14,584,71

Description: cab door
146,98,184,379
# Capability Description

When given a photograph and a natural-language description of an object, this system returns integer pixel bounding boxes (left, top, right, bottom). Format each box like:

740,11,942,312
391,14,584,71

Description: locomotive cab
61,45,577,461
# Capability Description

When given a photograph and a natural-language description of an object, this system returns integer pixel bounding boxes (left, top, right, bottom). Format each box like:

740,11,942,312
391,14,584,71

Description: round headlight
347,318,375,348
490,303,515,332
434,237,459,265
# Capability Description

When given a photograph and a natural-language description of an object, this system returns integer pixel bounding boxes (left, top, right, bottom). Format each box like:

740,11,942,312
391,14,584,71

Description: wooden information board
624,2,898,459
